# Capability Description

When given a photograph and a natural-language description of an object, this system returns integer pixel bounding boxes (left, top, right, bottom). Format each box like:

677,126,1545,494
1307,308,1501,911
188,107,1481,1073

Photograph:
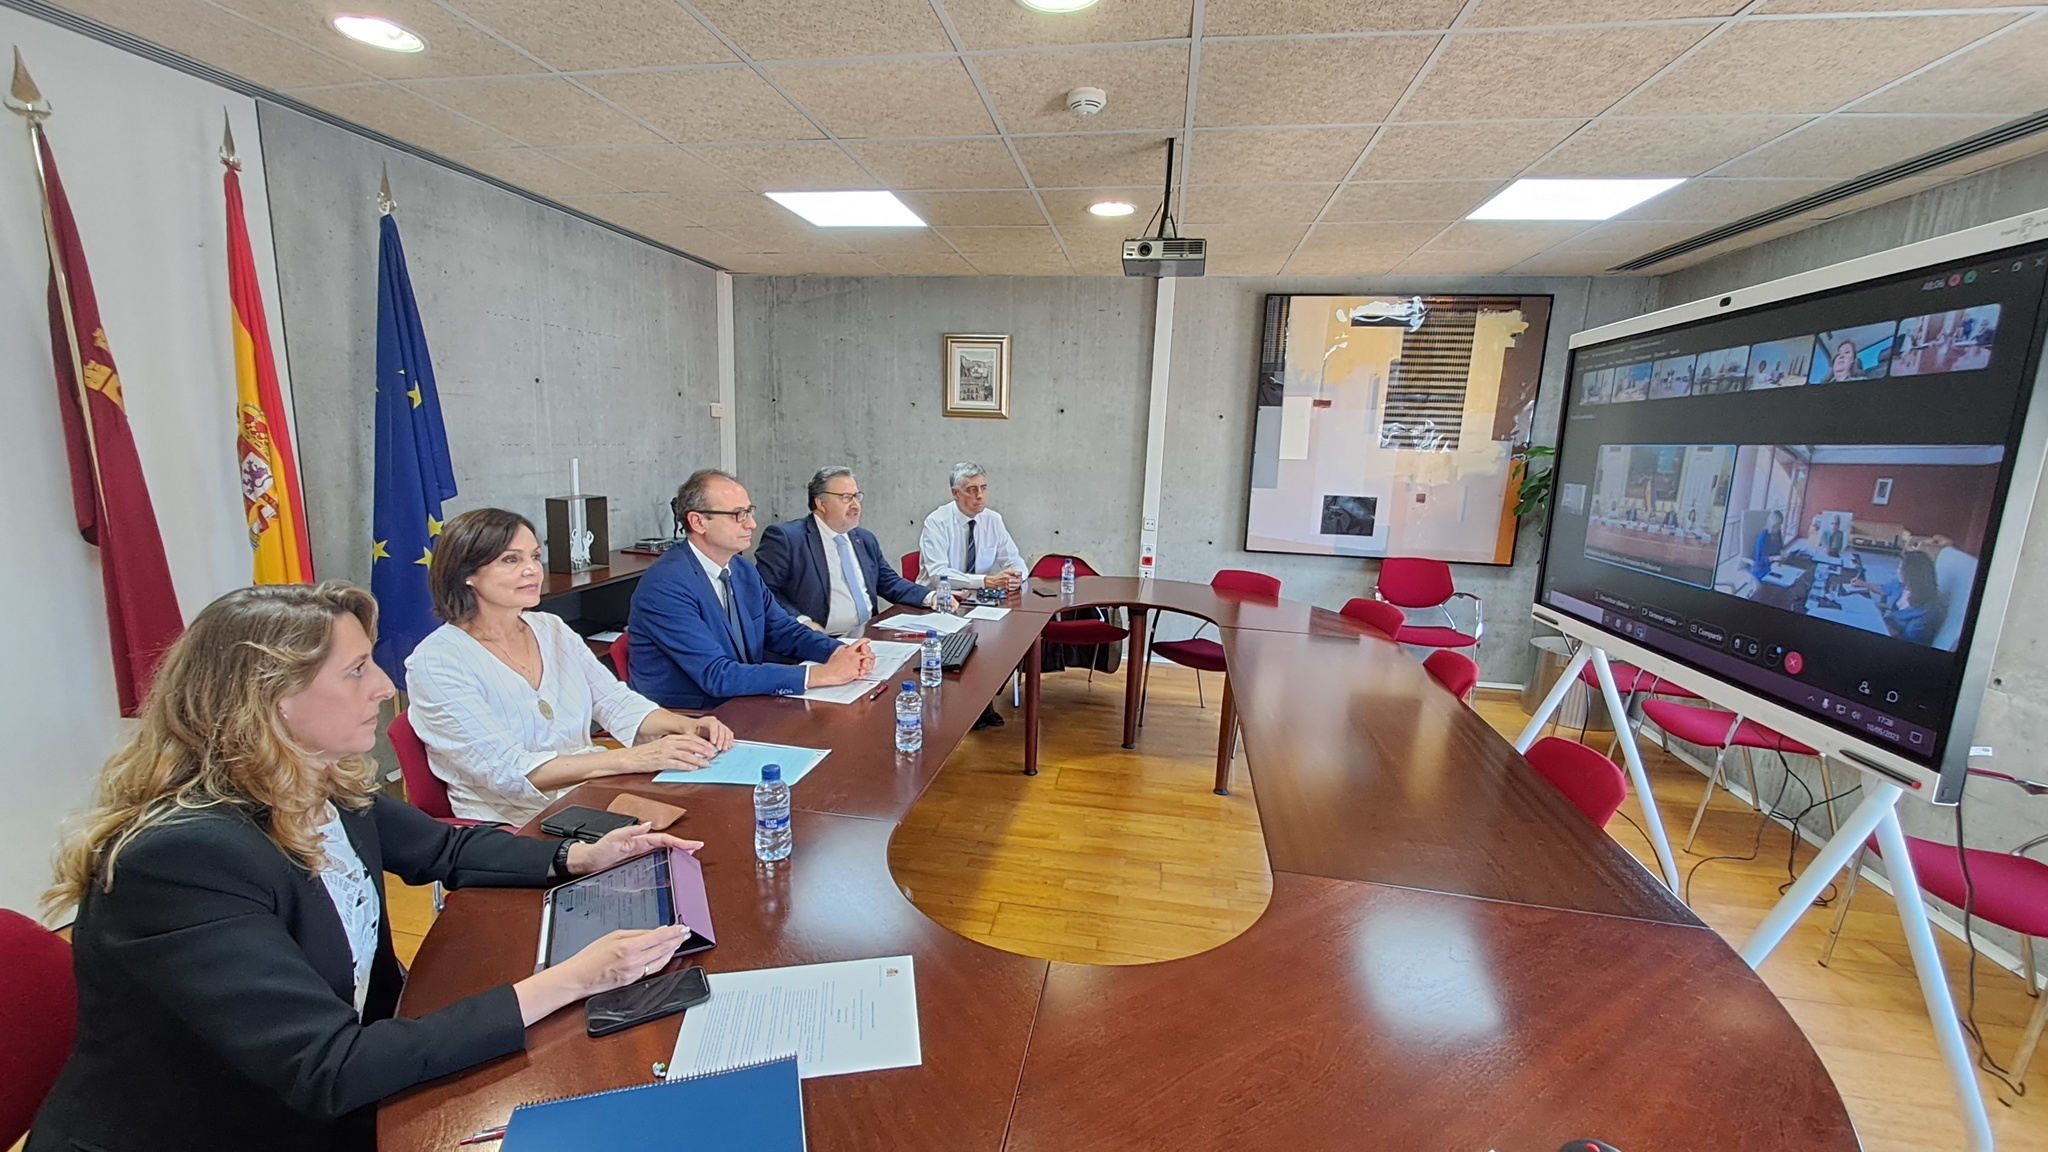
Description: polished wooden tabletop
380,577,1855,1151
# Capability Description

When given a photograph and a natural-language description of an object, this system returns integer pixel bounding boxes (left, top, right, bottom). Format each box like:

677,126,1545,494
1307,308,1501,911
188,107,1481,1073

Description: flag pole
8,48,108,512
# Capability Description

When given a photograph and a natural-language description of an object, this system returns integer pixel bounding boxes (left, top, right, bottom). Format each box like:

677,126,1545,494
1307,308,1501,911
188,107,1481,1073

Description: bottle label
757,814,789,831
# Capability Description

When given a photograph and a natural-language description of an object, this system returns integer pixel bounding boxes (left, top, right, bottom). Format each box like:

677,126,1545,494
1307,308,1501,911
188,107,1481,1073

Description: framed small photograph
943,333,1010,419
1873,477,1893,505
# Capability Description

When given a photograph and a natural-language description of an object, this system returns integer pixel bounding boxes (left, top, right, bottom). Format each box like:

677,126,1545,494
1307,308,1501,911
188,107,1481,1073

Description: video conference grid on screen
1540,242,2048,766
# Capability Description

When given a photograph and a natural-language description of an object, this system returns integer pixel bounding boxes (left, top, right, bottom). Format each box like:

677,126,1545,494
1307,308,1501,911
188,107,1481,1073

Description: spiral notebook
500,1055,804,1151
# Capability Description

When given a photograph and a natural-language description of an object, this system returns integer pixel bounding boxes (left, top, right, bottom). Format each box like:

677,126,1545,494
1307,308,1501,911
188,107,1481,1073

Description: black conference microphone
1559,1141,1623,1152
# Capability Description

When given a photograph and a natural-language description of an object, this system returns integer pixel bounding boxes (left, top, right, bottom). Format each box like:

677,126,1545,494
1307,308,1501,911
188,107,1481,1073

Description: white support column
1136,277,1176,578
716,271,737,474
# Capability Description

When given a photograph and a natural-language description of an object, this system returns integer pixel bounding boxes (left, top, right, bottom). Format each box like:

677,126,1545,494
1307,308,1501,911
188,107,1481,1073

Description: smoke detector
1066,87,1107,117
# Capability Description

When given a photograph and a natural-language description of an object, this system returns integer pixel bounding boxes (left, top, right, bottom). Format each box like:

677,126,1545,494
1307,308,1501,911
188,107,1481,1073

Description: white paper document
669,955,922,1080
964,606,1009,620
873,611,969,635
797,640,920,703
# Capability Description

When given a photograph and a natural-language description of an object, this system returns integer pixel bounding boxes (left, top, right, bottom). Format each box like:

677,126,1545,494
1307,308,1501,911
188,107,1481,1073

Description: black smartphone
585,966,711,1038
539,805,639,843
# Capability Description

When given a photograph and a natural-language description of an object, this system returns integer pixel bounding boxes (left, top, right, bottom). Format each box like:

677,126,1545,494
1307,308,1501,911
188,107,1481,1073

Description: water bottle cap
901,680,917,692
760,763,781,783
925,630,939,639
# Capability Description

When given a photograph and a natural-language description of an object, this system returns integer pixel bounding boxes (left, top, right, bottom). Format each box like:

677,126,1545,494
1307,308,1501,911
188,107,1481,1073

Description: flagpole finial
378,162,396,215
220,109,240,170
6,46,50,122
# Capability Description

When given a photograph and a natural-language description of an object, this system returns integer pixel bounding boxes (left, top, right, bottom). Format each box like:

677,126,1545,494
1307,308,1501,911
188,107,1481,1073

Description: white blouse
404,612,660,826
314,803,378,1016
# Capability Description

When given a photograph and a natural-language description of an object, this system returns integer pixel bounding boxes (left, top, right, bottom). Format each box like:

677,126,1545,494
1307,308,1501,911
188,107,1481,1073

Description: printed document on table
873,612,969,635
669,955,921,1080
797,640,919,703
652,740,829,786
964,606,1009,620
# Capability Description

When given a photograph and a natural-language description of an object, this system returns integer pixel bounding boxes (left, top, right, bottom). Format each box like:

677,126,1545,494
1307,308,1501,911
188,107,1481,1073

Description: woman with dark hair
406,508,732,826
1883,549,1946,646
30,582,700,1151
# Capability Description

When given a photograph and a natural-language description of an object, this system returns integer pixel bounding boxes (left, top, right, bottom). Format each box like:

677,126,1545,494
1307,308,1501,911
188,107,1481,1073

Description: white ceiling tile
1204,0,1466,35
60,0,370,88
213,0,541,80
1354,121,1584,180
406,76,664,146
767,58,996,139
1529,116,1811,178
451,0,735,70
1469,0,1742,25
1510,250,1643,275
1620,14,2023,117
937,226,1068,255
686,0,952,60
1323,180,1509,222
964,253,1078,275
975,44,1190,135
1196,37,1436,127
1715,114,2011,179
584,68,821,143
1282,249,1407,275
1857,19,2048,117
1182,184,1336,224
946,0,1194,50
296,83,518,153
540,145,750,195
1036,187,1165,229
1398,26,1709,122
452,147,626,198
1015,134,1181,187
692,142,882,191
850,139,1028,190
1612,176,1831,221
1187,128,1378,184
897,190,1049,226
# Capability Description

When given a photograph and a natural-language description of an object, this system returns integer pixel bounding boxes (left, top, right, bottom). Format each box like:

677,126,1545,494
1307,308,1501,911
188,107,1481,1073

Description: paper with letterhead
669,955,922,1081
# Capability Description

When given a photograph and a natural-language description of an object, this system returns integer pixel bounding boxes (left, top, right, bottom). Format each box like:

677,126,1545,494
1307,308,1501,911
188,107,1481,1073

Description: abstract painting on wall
1245,294,1552,565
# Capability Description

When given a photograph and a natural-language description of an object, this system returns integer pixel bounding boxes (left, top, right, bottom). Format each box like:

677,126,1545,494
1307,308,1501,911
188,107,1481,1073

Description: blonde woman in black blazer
31,582,700,1152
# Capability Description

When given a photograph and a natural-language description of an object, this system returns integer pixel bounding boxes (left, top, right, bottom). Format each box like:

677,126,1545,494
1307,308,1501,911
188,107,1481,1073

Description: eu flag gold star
416,547,434,566
371,540,390,560
407,385,423,408
427,514,443,538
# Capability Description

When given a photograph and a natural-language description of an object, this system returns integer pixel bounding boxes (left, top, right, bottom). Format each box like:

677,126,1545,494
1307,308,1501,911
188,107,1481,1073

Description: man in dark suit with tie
755,466,956,636
629,469,874,710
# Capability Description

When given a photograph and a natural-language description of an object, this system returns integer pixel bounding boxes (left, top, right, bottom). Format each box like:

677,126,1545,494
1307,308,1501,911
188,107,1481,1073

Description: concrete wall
1653,154,2048,956
733,272,1659,683
0,10,291,916
733,275,1156,574
258,101,724,588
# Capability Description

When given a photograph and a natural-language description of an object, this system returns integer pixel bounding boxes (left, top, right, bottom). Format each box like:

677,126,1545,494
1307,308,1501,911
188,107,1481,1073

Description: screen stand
1741,777,1994,1152
1513,644,1682,893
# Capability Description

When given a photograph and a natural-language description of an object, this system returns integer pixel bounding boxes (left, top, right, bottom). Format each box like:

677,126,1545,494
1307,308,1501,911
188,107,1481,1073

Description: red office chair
1340,597,1407,639
609,631,632,684
1821,770,2048,1083
900,551,921,583
1642,699,1820,852
1423,650,1480,705
388,712,495,828
1029,554,1130,647
1524,737,1629,827
0,909,75,1147
1374,557,1482,650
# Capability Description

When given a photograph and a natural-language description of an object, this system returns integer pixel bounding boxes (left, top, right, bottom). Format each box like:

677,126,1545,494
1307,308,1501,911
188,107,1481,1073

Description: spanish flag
225,138,311,584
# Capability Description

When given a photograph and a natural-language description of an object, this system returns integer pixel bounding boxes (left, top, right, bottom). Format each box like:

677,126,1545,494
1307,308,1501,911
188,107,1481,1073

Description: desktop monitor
1536,213,2048,803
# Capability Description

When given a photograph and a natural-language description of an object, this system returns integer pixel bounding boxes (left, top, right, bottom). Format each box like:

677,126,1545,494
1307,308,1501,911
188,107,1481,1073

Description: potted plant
1513,443,1556,531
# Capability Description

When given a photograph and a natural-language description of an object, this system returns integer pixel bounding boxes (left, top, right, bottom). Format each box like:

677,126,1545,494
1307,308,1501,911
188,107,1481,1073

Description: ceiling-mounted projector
1122,236,1206,277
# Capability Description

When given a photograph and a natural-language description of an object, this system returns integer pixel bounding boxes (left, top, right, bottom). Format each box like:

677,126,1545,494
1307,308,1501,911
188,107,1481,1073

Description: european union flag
370,211,456,682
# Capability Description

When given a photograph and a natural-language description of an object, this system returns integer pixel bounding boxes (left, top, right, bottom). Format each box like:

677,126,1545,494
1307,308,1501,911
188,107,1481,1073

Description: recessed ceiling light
1466,178,1683,221
1017,0,1101,12
331,14,426,53
766,190,927,228
1088,201,1135,218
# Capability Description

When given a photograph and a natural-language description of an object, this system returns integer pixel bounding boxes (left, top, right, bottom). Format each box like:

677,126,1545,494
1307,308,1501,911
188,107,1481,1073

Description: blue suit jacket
754,517,926,627
627,545,841,710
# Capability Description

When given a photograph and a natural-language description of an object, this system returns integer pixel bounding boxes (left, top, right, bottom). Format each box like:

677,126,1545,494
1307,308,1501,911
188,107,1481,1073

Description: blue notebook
501,1055,805,1150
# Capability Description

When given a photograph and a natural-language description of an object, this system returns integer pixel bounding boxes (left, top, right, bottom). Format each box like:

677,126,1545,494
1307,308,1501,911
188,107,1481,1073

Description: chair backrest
1377,557,1455,609
389,712,455,821
1029,553,1100,579
900,551,920,583
1524,737,1628,827
1212,568,1280,597
1423,650,1480,704
1340,597,1407,638
609,631,632,684
0,908,76,1146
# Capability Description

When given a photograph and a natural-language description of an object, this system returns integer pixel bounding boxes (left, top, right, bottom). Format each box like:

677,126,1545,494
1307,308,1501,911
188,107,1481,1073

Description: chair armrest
1447,591,1484,642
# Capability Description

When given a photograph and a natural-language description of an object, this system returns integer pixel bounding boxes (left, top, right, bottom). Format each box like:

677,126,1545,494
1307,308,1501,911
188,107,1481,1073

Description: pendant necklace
476,624,551,720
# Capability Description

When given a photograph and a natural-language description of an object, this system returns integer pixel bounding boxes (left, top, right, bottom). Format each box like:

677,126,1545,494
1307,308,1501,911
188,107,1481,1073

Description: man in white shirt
756,466,952,636
920,461,1026,593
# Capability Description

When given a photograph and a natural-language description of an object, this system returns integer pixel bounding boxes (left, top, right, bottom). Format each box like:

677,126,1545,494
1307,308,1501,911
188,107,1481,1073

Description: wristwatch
550,837,574,880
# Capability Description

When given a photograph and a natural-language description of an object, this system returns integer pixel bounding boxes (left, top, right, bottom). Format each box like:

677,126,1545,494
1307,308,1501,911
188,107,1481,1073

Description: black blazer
29,793,556,1152
754,517,926,627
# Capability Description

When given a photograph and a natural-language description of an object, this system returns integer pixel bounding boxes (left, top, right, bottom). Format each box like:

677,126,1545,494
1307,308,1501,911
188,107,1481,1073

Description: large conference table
381,576,1857,1151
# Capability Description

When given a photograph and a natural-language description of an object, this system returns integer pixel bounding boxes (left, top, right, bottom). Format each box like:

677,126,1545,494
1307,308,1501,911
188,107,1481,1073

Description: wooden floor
386,663,2048,1151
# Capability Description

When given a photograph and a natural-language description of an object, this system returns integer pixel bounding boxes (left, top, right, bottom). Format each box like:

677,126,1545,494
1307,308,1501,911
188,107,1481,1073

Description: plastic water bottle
920,629,944,688
895,681,924,753
753,764,791,862
1060,557,1076,597
935,575,957,613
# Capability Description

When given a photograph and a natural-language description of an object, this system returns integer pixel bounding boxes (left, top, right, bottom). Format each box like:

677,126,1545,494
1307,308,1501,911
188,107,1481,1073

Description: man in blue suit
629,469,873,709
756,467,956,636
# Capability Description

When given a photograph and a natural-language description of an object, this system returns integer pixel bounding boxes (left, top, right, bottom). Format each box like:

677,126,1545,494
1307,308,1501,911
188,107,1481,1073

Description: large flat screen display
1539,238,2048,780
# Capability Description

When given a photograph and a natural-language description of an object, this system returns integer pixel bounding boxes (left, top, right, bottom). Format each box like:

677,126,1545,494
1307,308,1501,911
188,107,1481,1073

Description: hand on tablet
517,925,688,1023
566,823,704,877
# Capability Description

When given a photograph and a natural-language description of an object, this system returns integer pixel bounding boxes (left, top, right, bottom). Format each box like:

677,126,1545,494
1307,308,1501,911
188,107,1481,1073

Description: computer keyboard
938,630,978,670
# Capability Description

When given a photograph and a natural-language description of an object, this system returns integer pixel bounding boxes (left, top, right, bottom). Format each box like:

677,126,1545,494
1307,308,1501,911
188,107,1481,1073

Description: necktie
719,568,749,660
834,533,871,627
964,517,978,575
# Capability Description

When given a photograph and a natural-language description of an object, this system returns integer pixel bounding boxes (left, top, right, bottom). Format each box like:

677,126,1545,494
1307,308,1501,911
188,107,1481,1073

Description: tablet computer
534,847,716,970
